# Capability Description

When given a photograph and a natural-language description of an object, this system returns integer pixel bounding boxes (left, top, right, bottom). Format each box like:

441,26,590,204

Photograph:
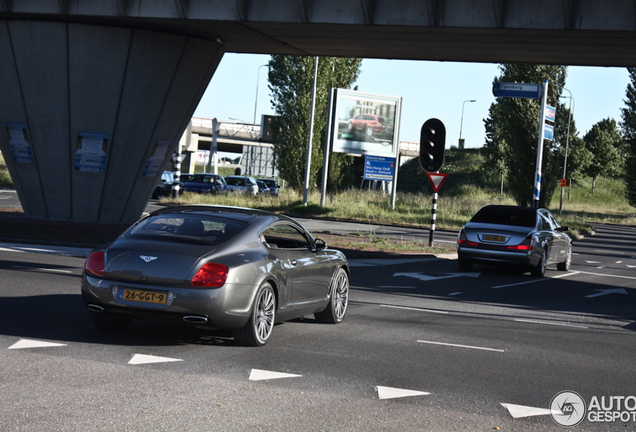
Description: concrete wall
0,20,223,223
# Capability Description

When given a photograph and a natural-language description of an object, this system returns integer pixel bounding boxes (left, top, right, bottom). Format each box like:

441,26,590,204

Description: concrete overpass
2,1,636,223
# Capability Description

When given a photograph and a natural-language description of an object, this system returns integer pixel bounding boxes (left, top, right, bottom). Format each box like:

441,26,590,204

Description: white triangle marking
501,403,554,418
128,354,183,365
249,369,302,381
376,386,430,400
8,339,67,349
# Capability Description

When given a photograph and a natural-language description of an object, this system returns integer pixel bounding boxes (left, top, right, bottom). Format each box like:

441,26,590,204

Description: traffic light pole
533,80,549,209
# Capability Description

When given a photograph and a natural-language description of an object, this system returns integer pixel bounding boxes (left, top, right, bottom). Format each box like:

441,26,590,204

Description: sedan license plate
483,234,506,242
119,289,167,305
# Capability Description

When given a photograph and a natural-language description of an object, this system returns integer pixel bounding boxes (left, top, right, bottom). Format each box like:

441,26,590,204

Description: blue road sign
544,124,554,140
492,82,541,99
363,155,395,181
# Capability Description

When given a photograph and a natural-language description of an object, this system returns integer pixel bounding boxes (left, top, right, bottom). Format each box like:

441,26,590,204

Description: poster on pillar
144,140,171,177
5,123,34,164
75,132,107,172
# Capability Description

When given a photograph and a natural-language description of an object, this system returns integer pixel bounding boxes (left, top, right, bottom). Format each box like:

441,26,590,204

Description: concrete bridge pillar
0,20,223,224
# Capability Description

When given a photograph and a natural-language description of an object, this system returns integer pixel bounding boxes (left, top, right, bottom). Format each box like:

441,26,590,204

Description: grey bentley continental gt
81,205,349,346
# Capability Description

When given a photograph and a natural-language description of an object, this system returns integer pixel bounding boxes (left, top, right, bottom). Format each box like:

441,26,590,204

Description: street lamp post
459,99,476,149
253,64,269,124
559,89,575,215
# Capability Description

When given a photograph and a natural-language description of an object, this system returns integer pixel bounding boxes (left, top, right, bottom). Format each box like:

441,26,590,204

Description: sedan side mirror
557,226,569,232
314,238,328,250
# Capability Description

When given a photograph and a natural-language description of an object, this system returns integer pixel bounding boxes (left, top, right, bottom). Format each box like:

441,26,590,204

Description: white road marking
501,403,554,418
492,271,579,289
0,247,24,253
514,319,588,329
249,369,302,381
394,272,480,282
382,304,448,314
585,288,629,298
128,354,183,365
417,340,505,353
577,271,636,281
348,257,434,267
595,249,625,255
376,386,430,400
616,261,623,264
448,292,462,296
9,339,67,349
11,265,72,274
585,260,601,264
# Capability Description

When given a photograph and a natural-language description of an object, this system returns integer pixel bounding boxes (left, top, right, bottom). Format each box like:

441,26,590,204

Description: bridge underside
1,0,636,224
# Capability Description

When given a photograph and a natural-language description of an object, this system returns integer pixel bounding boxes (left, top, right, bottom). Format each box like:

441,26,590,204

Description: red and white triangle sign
426,172,449,193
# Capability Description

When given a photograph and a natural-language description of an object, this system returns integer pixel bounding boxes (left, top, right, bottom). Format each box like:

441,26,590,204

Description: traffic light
419,118,446,173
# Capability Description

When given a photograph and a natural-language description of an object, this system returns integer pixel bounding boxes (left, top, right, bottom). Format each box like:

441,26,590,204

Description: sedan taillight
457,229,478,246
507,235,534,251
192,263,229,287
85,251,105,276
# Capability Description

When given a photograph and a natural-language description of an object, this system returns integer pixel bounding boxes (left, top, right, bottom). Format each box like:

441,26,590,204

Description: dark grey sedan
82,205,349,346
457,205,571,277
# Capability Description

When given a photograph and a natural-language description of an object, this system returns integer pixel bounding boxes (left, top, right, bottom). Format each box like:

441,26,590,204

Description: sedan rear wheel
557,243,572,271
531,248,547,277
315,267,349,324
233,282,276,346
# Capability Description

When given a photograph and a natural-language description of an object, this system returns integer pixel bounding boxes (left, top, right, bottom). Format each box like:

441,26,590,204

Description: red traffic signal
419,118,446,173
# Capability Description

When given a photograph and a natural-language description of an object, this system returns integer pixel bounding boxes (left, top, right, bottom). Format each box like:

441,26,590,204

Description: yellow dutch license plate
484,235,505,242
119,289,167,305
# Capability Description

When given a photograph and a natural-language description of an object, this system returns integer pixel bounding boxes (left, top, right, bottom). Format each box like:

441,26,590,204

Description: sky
194,53,631,152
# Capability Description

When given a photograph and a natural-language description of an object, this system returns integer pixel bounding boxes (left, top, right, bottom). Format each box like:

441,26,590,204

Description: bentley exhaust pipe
183,315,208,324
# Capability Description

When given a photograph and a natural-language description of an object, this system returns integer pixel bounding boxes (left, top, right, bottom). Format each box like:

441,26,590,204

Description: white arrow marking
501,403,554,418
249,369,302,381
393,272,480,281
8,339,67,349
376,386,430,400
128,354,183,365
585,288,629,298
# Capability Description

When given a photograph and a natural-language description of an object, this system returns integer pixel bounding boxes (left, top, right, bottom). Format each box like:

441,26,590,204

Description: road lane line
417,340,505,352
492,271,579,289
11,265,73,274
381,304,448,314
379,286,417,289
514,318,588,329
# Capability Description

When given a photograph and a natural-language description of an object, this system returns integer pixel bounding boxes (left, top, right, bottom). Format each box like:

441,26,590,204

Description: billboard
330,89,402,158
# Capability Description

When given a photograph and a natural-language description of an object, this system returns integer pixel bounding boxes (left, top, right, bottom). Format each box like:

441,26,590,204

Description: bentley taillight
85,251,105,276
192,263,229,287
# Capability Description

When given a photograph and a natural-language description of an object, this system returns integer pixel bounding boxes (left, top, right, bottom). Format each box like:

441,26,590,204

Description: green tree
620,67,636,207
483,64,569,207
268,56,362,191
583,118,624,193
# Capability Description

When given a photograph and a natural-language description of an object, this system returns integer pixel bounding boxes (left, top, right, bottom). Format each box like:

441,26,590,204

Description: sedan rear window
128,214,245,244
470,206,536,228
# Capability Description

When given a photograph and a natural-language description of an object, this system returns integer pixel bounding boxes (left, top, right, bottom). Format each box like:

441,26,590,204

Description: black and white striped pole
429,190,438,247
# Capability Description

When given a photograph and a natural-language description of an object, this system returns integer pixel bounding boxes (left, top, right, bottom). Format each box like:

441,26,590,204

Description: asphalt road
0,221,635,431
